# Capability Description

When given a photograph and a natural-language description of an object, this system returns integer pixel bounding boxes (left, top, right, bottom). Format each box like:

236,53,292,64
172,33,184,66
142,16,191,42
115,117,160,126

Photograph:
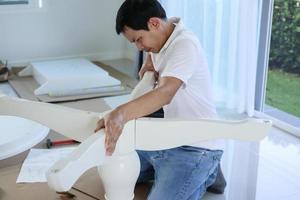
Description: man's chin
146,48,158,53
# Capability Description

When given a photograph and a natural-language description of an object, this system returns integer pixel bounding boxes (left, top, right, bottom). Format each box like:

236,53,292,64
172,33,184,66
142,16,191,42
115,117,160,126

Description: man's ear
148,17,160,30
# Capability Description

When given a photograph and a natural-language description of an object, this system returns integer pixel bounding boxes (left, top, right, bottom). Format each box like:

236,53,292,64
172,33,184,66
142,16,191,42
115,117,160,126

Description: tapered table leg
98,151,140,200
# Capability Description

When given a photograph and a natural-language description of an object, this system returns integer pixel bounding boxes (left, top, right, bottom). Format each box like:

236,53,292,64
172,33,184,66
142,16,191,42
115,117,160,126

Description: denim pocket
150,150,166,161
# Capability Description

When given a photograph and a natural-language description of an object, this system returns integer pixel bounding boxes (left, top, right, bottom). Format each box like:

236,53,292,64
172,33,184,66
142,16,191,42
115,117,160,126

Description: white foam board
19,58,121,95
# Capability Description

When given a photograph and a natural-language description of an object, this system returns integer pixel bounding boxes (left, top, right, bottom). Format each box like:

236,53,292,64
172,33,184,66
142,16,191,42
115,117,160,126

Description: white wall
0,0,136,65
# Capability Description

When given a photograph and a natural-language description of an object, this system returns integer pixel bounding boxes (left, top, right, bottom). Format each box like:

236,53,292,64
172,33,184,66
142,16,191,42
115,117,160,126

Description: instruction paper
17,147,76,183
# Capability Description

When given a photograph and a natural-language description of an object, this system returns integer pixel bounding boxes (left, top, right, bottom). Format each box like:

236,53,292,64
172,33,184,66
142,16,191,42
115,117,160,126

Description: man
95,0,225,199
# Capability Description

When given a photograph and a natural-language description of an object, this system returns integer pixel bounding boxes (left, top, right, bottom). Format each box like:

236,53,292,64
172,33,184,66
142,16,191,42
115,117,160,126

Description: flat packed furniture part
18,58,121,96
9,60,135,103
0,72,272,200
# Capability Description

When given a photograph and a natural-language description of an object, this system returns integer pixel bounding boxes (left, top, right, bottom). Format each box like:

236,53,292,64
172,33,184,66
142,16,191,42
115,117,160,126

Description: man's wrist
115,105,130,124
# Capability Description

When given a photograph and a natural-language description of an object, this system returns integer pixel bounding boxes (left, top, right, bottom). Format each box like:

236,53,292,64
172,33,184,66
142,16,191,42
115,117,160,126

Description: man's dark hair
116,0,167,34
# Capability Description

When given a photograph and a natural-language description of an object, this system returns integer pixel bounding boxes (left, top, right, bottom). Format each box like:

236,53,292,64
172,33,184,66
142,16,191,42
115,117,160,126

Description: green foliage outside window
269,0,300,74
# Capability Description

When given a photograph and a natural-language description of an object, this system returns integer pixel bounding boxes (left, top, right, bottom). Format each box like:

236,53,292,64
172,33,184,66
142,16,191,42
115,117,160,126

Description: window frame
255,0,300,137
255,0,274,112
0,0,44,13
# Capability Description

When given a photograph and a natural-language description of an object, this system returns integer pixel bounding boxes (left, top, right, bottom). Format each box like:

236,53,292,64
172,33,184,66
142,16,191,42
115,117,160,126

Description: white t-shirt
150,18,222,150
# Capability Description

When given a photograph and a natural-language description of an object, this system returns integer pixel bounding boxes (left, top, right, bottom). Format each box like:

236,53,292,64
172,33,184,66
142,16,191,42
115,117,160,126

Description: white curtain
160,0,262,117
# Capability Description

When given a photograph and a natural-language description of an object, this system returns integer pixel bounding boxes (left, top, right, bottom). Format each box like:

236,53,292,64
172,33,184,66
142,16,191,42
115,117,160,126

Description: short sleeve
160,38,198,85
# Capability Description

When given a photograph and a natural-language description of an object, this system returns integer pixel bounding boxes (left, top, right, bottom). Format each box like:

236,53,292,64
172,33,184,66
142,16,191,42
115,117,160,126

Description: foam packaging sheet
18,58,121,95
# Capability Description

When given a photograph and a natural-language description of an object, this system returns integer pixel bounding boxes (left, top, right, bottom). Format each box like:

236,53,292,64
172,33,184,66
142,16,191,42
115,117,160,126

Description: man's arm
95,76,183,155
121,76,182,121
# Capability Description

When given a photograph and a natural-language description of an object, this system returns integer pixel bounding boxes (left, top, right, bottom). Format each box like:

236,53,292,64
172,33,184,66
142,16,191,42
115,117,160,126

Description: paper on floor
17,147,76,183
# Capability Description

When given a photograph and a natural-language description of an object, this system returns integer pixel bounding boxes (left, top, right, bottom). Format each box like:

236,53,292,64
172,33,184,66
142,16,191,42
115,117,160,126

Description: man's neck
158,18,176,50
165,19,176,39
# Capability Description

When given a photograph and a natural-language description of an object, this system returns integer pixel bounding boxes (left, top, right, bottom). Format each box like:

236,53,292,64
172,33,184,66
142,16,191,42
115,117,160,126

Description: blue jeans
137,146,223,200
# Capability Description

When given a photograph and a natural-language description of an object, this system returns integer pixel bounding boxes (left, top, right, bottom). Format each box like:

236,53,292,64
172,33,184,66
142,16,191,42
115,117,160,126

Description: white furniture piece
18,58,121,96
0,83,49,161
0,72,272,200
0,116,49,160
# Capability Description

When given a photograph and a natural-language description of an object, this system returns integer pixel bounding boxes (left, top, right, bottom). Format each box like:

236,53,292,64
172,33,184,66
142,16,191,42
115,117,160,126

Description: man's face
122,18,165,53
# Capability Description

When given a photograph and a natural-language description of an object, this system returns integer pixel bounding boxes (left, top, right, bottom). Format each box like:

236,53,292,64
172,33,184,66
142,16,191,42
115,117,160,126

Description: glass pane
265,0,300,126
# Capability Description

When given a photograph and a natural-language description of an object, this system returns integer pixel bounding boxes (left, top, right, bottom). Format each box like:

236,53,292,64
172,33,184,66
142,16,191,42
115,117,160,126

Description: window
256,0,300,137
0,0,29,5
265,0,300,125
0,0,44,12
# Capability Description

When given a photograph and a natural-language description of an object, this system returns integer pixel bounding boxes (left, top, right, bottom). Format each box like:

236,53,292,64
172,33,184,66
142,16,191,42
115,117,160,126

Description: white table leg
98,151,140,200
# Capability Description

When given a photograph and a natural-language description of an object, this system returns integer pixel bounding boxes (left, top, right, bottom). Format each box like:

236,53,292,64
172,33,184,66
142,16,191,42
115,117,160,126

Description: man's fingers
138,69,145,79
104,126,122,156
94,118,105,133
105,143,116,156
104,134,117,156
99,110,125,156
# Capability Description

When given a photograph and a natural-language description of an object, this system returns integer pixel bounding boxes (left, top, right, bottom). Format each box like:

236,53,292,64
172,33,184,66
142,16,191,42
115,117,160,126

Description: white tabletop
0,83,49,160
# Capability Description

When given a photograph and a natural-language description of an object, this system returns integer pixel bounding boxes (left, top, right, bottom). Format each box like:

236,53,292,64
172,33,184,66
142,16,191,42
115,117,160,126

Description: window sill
254,110,300,139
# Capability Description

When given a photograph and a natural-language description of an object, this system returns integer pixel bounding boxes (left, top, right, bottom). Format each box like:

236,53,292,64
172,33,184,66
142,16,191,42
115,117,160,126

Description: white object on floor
17,148,75,183
18,58,121,96
0,116,49,160
0,83,49,160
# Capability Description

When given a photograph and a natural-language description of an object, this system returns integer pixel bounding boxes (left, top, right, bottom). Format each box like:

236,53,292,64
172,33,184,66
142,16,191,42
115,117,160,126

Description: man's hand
94,108,126,156
138,63,158,80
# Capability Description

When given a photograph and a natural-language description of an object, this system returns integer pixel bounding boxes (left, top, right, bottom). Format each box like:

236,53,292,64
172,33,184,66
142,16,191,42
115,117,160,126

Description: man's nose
135,42,144,51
